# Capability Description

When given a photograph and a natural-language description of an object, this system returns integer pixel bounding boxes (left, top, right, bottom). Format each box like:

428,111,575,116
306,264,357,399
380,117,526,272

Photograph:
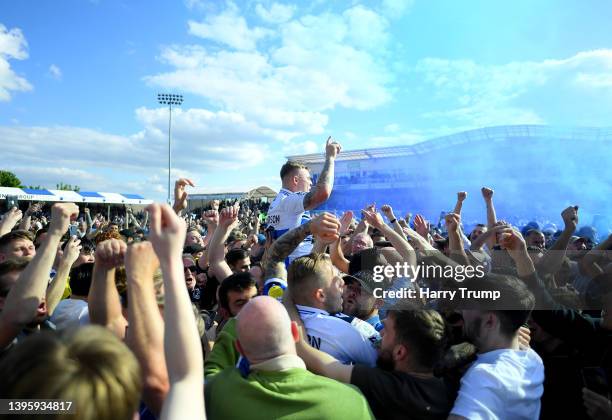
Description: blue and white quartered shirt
266,188,313,264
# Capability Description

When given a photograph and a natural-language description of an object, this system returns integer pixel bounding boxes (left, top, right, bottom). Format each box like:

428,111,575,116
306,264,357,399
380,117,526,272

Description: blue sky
1,0,611,201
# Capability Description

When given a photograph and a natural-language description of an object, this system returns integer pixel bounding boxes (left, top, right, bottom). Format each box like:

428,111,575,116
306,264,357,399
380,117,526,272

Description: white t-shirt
296,304,378,367
451,348,544,420
266,188,312,263
49,299,90,332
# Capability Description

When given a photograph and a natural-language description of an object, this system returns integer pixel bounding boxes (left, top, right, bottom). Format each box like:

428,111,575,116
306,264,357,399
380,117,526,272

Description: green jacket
206,367,374,420
205,318,239,378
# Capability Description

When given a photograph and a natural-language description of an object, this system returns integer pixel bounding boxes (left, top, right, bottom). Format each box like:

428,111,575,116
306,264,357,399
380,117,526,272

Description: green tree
55,182,81,192
0,170,22,188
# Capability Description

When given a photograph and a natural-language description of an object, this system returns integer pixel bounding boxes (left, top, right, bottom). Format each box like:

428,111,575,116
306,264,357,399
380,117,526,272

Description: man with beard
286,297,455,420
448,273,544,420
264,212,379,366
0,203,79,353
342,270,386,332
290,253,378,366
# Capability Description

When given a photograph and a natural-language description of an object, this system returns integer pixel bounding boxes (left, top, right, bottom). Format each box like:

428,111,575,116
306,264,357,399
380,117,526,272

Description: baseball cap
521,221,540,237
577,226,598,244
348,247,388,275
343,270,391,296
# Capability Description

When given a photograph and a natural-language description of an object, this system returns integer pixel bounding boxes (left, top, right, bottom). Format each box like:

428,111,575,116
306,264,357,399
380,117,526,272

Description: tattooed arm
263,213,341,281
303,137,342,210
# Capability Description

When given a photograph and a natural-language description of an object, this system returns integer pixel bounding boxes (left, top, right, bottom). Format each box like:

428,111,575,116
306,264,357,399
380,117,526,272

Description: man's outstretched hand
147,203,187,265
310,213,341,243
173,178,195,213
325,136,342,160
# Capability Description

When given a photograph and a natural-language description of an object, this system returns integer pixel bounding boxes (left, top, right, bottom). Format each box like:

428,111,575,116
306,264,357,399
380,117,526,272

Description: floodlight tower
157,93,184,204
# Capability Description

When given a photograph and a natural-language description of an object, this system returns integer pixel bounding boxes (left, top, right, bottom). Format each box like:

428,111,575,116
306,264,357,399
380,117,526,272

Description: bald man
205,296,374,420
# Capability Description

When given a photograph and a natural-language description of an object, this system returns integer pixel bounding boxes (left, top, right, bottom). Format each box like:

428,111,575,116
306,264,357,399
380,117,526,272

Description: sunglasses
184,266,197,274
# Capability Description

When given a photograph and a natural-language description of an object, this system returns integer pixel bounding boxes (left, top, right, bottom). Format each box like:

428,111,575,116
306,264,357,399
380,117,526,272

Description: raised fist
444,213,461,233
310,213,341,242
147,203,187,262
95,239,127,270
481,187,494,200
218,206,239,229
561,206,579,231
202,210,219,228
49,203,79,236
381,204,395,220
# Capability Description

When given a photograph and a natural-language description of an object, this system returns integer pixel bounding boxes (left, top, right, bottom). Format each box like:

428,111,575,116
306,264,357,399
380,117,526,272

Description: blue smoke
316,126,612,240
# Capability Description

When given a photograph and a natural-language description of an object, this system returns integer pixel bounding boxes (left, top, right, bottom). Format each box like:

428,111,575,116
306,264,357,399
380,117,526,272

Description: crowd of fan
0,170,611,420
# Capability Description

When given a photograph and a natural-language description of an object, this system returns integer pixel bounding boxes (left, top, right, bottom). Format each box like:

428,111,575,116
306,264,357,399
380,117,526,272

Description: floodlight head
157,92,183,105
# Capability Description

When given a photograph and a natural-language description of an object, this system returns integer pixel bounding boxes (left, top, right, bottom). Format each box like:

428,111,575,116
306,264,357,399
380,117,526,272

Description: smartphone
581,367,610,398
3,195,19,213
69,225,78,237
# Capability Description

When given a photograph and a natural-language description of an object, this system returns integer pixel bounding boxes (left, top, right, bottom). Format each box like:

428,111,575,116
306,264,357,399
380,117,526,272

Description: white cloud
282,139,319,156
414,49,612,127
0,24,32,101
187,2,271,51
48,64,62,80
343,5,389,51
384,123,400,133
147,3,394,138
380,0,414,19
255,2,296,24
369,131,425,147
0,104,299,199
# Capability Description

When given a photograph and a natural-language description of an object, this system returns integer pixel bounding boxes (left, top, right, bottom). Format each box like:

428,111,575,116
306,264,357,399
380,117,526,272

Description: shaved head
236,296,297,364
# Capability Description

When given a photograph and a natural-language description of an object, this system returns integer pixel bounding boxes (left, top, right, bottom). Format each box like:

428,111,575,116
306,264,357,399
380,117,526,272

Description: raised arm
172,178,195,216
19,202,41,232
148,204,205,420
263,213,340,281
537,206,578,275
444,213,470,266
47,235,81,315
481,187,497,227
329,211,353,272
88,239,128,339
453,192,467,216
125,241,169,417
362,208,417,268
381,204,410,242
499,228,536,278
83,207,93,234
199,210,219,264
0,203,77,348
128,209,142,229
208,206,238,281
481,187,498,250
283,290,353,383
580,233,612,279
303,137,341,210
0,207,23,237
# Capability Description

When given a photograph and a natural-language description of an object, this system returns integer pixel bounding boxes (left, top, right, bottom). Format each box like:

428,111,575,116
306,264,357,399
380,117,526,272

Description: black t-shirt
351,365,455,420
199,275,220,311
